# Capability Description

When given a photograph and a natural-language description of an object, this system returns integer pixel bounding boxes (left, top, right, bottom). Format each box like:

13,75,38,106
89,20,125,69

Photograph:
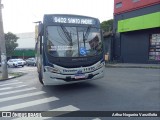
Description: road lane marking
0,91,46,103
13,105,80,120
0,87,12,91
0,87,36,96
92,118,101,120
0,85,27,91
0,82,23,87
0,96,59,111
0,80,18,84
49,105,80,111
40,105,80,119
14,85,27,88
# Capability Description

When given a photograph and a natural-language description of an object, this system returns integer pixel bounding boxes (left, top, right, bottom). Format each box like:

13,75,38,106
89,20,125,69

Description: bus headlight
45,66,61,73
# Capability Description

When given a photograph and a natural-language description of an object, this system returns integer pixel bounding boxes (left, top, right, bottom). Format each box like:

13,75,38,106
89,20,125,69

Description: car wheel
13,64,17,68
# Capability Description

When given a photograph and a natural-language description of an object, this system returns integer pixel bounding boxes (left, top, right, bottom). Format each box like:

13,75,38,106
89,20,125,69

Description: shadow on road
41,81,100,93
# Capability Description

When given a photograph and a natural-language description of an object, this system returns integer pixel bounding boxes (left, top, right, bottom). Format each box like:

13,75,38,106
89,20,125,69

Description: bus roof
43,14,100,27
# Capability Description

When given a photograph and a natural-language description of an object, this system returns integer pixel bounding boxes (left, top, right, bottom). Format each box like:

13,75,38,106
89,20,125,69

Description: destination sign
53,16,95,25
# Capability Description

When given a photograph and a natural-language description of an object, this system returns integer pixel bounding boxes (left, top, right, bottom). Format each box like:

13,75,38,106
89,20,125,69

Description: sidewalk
0,71,25,81
105,63,160,69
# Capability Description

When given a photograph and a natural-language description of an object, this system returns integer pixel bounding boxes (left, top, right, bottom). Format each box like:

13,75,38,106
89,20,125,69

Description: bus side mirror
38,23,44,36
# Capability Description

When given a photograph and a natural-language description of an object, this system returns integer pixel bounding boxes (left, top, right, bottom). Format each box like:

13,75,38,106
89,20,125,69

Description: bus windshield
46,26,102,57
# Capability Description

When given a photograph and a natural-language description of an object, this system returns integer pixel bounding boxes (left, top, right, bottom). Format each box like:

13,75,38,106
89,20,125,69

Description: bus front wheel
38,70,44,85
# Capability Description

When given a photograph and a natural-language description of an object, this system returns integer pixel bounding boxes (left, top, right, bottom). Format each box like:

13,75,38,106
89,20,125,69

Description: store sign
53,17,94,25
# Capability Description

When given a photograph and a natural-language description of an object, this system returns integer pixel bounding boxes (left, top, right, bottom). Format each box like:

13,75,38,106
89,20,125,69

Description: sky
2,0,114,33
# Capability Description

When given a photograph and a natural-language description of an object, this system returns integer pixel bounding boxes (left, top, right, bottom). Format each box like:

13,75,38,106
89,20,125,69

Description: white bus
35,14,105,85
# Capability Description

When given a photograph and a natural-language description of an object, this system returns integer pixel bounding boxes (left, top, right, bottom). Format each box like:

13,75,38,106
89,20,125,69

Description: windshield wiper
60,25,73,46
83,26,91,47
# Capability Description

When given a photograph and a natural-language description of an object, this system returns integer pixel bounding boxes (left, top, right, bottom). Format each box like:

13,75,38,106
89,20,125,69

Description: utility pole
0,0,8,79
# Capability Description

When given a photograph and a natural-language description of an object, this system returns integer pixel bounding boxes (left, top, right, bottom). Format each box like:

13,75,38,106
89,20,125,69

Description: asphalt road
0,66,160,120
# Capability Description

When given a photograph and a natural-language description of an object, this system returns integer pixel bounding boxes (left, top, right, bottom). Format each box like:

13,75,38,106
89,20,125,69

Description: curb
105,64,160,69
0,72,26,81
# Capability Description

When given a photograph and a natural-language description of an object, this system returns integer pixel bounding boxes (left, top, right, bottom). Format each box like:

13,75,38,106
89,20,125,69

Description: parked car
25,58,36,66
17,58,26,65
7,59,25,67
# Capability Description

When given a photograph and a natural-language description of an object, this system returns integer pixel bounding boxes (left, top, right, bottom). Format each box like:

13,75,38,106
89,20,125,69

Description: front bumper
43,66,104,85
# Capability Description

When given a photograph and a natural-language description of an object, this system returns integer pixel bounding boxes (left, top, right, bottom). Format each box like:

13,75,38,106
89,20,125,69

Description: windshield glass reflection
46,26,102,57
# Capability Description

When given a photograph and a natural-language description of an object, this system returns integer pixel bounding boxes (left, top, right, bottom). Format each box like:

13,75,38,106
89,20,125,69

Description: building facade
12,32,35,59
113,0,160,63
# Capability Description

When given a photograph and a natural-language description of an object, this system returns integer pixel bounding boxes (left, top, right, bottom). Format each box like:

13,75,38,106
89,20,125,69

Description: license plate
75,74,85,79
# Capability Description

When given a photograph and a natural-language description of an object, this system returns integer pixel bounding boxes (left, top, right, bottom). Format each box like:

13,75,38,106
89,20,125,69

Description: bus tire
13,64,15,67
38,70,44,85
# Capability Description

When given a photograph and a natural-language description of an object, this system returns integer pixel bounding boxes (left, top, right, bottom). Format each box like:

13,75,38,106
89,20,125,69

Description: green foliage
5,32,19,57
100,19,113,32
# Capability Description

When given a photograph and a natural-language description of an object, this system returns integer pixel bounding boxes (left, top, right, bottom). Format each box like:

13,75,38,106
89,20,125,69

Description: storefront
119,28,160,63
113,0,160,63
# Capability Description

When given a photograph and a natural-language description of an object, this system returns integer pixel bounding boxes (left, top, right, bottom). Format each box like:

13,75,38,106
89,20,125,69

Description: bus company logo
63,69,77,73
72,58,87,61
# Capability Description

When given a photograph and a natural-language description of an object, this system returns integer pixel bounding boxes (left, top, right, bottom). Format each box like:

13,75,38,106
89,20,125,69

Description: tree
5,32,19,57
100,19,113,33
